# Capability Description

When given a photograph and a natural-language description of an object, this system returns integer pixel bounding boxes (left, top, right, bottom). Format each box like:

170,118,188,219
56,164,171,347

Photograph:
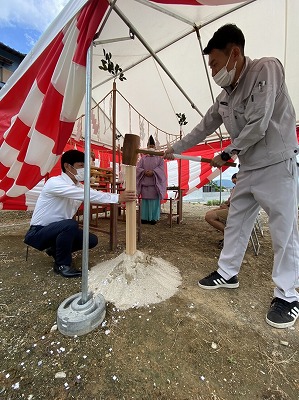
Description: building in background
0,42,25,89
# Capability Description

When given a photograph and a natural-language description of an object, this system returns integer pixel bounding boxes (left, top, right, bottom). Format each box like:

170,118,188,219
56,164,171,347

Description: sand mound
89,250,182,310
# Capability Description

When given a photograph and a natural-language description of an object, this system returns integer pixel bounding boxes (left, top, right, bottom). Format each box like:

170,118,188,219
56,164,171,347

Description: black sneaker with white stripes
197,271,239,290
266,297,299,329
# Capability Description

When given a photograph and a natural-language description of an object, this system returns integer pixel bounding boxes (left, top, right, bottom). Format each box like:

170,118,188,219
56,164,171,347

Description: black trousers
24,219,98,266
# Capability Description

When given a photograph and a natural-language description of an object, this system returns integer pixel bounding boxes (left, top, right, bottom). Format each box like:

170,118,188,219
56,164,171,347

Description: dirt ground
0,203,298,400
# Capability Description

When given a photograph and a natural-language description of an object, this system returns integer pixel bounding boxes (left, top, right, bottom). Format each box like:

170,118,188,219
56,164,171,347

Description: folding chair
249,212,264,256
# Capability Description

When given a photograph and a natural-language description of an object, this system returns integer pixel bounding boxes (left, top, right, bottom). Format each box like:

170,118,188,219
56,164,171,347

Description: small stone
280,340,289,347
50,324,58,332
211,342,217,349
55,372,66,379
12,382,20,390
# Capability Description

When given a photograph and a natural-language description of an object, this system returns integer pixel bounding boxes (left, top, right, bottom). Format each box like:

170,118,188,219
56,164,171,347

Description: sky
0,0,69,54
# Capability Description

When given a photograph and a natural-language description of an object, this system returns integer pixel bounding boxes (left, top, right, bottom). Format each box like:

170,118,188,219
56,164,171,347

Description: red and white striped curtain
0,0,109,210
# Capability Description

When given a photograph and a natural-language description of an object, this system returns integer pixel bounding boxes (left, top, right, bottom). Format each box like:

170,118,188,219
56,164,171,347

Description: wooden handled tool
122,134,236,167
121,133,236,256
138,149,236,167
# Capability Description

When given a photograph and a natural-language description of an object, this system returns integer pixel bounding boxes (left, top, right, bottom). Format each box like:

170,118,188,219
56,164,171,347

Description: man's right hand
163,146,175,160
119,190,136,203
210,154,227,168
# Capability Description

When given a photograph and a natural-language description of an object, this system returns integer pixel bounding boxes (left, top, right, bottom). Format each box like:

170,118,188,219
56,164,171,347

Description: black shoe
198,270,239,290
45,247,55,258
141,220,149,224
150,220,157,225
54,264,82,278
266,297,299,329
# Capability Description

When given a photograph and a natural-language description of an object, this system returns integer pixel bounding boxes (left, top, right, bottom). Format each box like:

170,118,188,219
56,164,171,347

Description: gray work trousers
218,158,299,302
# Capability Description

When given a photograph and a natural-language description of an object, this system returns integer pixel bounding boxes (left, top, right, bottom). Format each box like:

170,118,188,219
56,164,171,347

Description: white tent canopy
74,0,299,148
0,0,298,210
2,0,298,149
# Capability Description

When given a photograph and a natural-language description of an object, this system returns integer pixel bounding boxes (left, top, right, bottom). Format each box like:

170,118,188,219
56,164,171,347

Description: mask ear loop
225,50,233,68
67,164,77,178
226,46,239,72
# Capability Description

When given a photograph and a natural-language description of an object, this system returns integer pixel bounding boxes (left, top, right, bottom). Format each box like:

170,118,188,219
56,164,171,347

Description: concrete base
57,292,106,336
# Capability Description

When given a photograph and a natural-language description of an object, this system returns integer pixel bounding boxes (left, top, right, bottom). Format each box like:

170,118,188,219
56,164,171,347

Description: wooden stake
125,165,136,255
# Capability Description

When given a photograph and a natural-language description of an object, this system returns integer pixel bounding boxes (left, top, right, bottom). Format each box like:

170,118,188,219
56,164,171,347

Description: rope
129,104,132,134
152,58,177,120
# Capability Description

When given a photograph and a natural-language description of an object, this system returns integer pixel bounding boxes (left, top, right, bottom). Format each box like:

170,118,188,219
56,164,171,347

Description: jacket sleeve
225,59,284,155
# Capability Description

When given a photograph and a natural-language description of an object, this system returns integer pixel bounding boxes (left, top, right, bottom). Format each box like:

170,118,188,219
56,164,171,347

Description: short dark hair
61,150,85,172
203,24,245,56
231,173,238,180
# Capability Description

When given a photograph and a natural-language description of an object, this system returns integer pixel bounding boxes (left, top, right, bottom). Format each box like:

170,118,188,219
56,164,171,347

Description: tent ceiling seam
134,0,194,27
108,1,205,118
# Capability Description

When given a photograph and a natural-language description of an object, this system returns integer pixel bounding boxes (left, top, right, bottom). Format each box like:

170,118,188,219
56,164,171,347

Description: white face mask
74,167,85,182
69,166,85,182
213,51,237,87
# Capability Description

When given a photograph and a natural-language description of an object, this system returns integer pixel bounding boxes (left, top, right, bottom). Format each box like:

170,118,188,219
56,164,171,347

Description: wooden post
125,165,137,255
178,127,183,224
122,134,140,256
110,81,117,251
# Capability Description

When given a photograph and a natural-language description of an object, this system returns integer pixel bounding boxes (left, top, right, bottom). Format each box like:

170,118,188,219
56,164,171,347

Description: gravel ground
0,204,298,400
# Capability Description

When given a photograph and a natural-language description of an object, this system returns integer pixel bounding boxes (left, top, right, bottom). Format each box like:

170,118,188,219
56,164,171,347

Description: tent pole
195,27,215,105
195,25,222,203
108,2,204,117
57,44,106,337
95,1,257,95
81,44,93,304
93,0,118,41
194,26,222,143
134,0,194,26
135,0,257,27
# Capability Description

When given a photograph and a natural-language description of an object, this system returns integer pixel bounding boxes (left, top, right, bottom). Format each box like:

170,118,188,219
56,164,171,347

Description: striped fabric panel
0,0,248,211
0,0,109,210
18,138,229,210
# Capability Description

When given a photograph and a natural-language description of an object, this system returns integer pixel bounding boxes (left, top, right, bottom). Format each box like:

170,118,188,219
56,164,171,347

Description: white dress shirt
30,173,119,226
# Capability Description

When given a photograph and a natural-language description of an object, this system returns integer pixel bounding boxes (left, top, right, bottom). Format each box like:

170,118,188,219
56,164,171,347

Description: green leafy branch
99,49,126,81
176,113,188,126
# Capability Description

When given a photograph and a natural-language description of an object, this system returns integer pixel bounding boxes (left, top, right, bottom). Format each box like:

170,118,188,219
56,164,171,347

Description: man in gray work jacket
164,24,299,329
